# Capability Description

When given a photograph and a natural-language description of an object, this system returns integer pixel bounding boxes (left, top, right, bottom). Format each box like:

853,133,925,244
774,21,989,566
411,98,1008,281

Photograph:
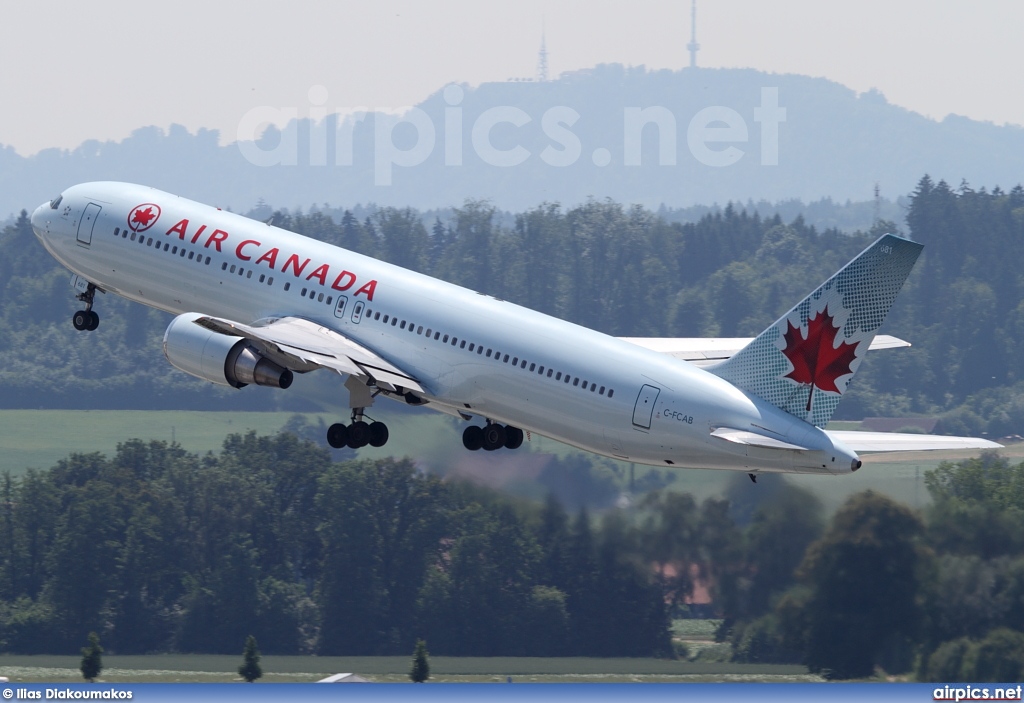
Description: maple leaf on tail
781,307,860,412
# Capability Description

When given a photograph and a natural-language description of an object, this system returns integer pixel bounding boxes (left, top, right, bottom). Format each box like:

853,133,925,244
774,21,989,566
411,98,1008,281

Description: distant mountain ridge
2,64,1022,217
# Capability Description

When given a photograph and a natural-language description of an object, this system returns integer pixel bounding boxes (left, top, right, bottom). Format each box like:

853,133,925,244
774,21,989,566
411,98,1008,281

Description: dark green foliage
783,492,926,679
238,635,262,682
80,631,102,682
409,639,430,683
0,433,673,656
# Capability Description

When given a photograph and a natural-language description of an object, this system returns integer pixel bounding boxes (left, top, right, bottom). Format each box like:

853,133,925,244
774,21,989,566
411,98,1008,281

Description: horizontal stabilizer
621,334,910,368
711,427,812,451
826,430,1002,452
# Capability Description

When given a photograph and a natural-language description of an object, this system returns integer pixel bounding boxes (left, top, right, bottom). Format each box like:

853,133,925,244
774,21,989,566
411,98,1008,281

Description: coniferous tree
80,631,103,682
238,635,263,683
409,639,430,683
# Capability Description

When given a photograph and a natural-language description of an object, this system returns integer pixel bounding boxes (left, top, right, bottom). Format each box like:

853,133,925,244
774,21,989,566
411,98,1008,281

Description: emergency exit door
632,384,660,429
77,203,101,246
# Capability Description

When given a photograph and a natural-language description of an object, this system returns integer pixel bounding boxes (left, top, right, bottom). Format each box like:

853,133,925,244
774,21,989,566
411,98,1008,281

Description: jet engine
162,313,293,389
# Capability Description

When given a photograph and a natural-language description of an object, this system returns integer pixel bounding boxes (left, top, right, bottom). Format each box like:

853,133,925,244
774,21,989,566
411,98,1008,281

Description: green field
0,653,816,683
0,409,1010,513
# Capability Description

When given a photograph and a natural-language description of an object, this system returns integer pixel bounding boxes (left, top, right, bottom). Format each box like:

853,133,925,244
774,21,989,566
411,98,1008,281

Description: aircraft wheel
481,423,507,451
369,421,389,447
348,421,371,449
462,425,484,451
86,311,99,331
72,311,89,331
327,423,349,449
504,426,524,450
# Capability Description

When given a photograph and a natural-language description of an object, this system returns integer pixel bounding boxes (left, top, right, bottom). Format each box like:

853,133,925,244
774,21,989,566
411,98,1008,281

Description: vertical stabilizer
708,234,922,427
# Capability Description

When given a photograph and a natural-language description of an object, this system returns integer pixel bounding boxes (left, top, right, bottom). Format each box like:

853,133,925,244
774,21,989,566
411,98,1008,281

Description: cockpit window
49,195,63,209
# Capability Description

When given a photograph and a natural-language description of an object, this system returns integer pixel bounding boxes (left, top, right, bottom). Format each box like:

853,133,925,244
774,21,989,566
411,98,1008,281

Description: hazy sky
3,0,1022,155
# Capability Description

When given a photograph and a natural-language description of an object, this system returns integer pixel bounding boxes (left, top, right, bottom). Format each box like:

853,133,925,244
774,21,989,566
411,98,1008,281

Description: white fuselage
30,182,858,475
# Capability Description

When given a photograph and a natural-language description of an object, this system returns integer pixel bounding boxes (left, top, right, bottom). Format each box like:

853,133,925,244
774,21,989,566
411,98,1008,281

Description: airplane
29,182,999,481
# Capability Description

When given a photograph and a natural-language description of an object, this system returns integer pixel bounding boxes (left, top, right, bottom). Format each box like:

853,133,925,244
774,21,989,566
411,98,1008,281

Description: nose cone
30,202,49,239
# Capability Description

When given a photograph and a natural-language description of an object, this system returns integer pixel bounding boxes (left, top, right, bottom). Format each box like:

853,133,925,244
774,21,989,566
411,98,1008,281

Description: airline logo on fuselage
161,215,378,300
128,203,161,233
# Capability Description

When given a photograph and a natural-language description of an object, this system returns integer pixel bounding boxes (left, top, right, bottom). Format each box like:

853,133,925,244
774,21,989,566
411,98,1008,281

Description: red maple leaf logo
781,306,860,411
128,203,161,232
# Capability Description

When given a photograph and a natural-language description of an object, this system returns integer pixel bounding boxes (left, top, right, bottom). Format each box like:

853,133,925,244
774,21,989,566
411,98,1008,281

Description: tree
409,639,430,682
238,635,262,682
80,631,103,682
792,491,926,679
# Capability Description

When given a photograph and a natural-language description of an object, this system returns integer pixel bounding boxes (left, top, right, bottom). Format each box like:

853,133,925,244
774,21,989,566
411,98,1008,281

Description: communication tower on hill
687,0,700,68
537,28,549,82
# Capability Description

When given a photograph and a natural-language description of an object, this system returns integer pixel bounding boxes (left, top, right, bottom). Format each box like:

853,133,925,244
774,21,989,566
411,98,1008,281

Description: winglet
708,234,923,428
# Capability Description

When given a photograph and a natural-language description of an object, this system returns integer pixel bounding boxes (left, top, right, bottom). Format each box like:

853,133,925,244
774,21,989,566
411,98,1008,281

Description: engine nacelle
162,313,293,389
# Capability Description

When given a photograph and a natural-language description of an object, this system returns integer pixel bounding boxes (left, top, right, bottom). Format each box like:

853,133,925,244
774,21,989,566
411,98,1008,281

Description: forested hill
1,176,1023,433
3,64,1024,216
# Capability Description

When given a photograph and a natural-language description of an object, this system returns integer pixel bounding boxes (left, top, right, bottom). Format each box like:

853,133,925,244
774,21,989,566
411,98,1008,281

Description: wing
193,315,424,393
826,430,1002,452
620,334,910,368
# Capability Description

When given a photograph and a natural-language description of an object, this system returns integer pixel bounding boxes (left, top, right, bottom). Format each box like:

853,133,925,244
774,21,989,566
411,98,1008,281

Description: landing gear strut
463,423,524,452
72,283,99,331
327,408,389,449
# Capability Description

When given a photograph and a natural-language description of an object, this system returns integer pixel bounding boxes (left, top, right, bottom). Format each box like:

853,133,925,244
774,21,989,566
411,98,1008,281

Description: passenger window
247,270,253,279
181,249,186,257
259,274,265,283
608,389,614,398
351,300,365,323
188,251,195,260
301,288,308,296
573,378,579,386
229,264,236,273
486,350,492,357
317,293,324,302
503,354,509,363
469,343,475,352
114,228,120,236
123,231,128,238
512,357,518,365
556,372,562,380
163,243,169,251
284,282,291,291
460,340,466,349
131,232,137,241
391,318,398,326
591,383,597,392
147,238,153,246
222,262,228,271
477,346,483,354
326,296,332,305
206,257,212,265
521,360,527,369
434,332,440,340
599,386,605,395
383,315,389,323
417,326,423,334
400,321,406,329
529,363,536,372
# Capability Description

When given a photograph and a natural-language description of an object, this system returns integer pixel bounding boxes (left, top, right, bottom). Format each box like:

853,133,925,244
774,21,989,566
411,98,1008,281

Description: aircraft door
334,295,349,319
351,300,365,323
77,203,102,246
632,384,660,429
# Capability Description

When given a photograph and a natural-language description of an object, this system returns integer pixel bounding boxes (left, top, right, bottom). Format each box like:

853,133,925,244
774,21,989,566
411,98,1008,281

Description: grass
0,654,815,683
0,409,1009,514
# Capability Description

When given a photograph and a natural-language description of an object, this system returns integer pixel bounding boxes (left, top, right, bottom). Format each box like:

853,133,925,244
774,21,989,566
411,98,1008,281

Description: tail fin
708,234,923,428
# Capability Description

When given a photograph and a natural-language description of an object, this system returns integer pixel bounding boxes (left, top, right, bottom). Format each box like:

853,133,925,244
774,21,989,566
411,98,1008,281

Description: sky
2,0,1022,156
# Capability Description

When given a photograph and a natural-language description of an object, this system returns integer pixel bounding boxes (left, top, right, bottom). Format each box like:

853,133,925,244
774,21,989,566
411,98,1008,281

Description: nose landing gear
72,282,100,331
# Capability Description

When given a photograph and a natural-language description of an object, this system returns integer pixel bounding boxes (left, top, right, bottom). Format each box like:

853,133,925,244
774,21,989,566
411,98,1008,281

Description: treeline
3,177,1024,432
4,428,1024,680
713,452,1024,681
0,431,734,656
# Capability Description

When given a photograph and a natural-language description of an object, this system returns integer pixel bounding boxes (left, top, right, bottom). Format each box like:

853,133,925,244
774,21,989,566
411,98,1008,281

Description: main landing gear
72,283,100,331
327,409,389,449
462,423,524,451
